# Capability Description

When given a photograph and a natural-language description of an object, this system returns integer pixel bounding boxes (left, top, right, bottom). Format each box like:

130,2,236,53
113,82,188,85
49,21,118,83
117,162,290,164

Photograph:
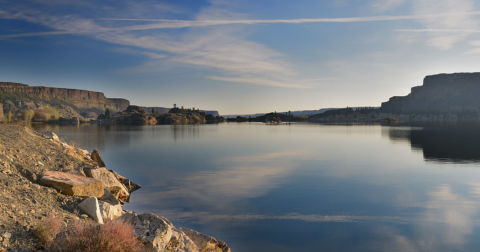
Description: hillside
381,73,480,114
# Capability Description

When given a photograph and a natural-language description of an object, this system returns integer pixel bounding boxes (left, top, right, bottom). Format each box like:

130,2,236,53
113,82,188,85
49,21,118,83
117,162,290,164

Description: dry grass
33,213,64,248
51,219,141,252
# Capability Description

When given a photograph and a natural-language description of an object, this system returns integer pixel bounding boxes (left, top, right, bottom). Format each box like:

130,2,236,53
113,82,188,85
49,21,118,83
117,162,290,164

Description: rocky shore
0,124,230,252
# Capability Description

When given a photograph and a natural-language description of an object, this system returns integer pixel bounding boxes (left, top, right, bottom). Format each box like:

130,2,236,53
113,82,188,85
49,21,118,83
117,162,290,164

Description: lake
31,122,480,252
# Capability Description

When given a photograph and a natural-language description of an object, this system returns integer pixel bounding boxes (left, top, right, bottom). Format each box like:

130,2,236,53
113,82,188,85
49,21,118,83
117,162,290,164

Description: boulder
98,188,120,206
90,149,106,167
98,201,123,221
78,197,104,224
84,167,129,202
119,212,199,252
37,171,104,198
43,131,59,142
178,228,231,252
166,230,199,252
110,170,142,194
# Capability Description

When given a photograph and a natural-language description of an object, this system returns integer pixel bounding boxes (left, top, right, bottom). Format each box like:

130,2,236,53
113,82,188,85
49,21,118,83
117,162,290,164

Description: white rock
98,201,123,221
78,197,104,224
178,228,231,252
118,212,175,252
43,131,59,142
167,230,198,252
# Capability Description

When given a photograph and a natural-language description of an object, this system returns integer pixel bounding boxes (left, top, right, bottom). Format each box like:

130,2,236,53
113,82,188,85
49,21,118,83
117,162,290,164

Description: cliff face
381,73,480,113
0,82,129,111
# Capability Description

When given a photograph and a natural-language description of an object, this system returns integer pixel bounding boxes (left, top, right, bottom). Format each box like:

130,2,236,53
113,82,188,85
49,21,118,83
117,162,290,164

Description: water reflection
387,124,480,163
374,184,480,252
27,123,480,251
133,151,306,213
31,124,132,152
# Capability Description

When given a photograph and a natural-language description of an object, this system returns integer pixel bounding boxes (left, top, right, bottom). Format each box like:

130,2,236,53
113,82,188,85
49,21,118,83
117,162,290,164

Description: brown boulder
37,171,104,198
90,149,106,167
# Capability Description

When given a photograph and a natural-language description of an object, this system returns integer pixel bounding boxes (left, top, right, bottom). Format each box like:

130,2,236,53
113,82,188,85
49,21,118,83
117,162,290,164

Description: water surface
32,122,480,252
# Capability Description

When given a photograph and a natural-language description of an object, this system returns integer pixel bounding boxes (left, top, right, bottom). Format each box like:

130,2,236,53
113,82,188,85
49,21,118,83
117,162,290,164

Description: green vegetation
22,109,35,123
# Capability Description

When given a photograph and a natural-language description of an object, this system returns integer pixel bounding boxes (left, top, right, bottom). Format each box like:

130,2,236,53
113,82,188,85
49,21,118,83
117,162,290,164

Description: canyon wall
381,73,480,113
0,82,129,111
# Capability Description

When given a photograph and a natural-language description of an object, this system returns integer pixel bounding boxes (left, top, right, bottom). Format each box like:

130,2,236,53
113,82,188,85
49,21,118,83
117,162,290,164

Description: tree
151,108,155,115
173,104,177,108
22,110,35,123
105,108,111,118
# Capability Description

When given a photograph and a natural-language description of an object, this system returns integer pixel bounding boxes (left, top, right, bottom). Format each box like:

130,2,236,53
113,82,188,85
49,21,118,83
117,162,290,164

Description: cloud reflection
134,151,306,210
371,184,480,252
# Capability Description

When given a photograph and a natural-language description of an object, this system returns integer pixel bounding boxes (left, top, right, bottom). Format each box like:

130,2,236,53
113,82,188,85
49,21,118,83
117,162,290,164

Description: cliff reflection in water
32,124,132,152
387,124,480,163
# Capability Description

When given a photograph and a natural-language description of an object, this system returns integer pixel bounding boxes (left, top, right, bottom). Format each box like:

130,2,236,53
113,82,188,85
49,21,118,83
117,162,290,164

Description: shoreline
0,124,230,252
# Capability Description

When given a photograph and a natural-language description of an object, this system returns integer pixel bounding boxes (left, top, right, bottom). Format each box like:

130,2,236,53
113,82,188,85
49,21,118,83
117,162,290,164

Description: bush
43,107,60,120
34,213,64,248
33,110,48,122
51,219,141,252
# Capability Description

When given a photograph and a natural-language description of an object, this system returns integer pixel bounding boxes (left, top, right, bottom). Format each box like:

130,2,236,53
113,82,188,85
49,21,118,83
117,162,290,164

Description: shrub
43,107,60,120
33,110,48,122
34,213,64,248
51,219,141,252
22,109,35,123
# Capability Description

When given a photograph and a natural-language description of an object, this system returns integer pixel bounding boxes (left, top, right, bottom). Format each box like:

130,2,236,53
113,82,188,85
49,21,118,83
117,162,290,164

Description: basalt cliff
0,82,129,120
381,73,480,114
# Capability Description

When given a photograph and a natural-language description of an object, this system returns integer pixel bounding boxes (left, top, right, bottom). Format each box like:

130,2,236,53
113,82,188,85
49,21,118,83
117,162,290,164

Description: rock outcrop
381,73,480,113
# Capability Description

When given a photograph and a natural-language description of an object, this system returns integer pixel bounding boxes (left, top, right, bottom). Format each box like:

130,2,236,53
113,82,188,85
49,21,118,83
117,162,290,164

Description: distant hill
381,73,480,113
141,107,219,116
225,108,337,118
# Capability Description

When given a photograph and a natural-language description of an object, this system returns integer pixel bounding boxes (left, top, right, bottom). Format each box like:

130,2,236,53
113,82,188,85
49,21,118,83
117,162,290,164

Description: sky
1,0,480,115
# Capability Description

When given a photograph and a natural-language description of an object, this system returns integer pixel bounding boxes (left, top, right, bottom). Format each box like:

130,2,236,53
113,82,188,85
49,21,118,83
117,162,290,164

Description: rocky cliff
381,73,480,113
0,82,129,112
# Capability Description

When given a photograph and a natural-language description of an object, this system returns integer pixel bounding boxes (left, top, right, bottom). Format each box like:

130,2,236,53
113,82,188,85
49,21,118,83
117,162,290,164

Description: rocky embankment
0,124,230,252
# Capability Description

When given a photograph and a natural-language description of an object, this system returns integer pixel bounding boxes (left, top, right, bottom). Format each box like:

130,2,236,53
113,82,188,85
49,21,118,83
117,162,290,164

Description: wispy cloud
411,0,479,50
395,29,480,33
371,0,407,12
1,0,479,89
208,76,310,89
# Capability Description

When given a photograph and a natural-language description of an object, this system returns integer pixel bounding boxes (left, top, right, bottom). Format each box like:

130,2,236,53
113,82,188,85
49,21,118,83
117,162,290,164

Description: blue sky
1,0,480,114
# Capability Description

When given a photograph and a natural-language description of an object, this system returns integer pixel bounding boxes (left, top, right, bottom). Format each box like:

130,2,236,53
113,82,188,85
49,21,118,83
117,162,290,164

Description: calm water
32,122,480,252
